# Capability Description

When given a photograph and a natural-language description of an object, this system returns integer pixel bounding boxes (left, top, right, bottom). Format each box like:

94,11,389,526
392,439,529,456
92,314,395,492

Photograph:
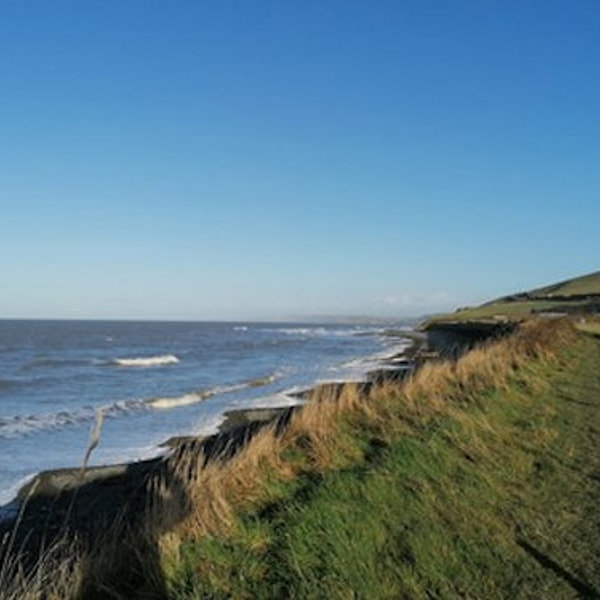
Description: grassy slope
166,328,600,599
431,299,588,323
426,270,600,324
532,270,600,297
576,316,600,336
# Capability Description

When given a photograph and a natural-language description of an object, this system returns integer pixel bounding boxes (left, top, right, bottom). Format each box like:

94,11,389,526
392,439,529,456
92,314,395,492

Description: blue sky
1,1,599,319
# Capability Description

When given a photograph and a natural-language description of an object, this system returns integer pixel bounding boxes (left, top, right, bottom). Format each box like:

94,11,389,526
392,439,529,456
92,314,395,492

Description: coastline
2,328,421,522
3,316,572,598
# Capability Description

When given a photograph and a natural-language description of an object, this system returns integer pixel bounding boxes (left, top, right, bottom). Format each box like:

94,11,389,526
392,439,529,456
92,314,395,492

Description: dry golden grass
0,535,83,600
403,318,574,415
166,392,365,544
157,318,576,551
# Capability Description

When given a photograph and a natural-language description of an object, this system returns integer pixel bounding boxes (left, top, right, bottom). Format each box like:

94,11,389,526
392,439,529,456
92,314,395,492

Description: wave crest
0,372,282,437
0,399,147,439
148,373,280,410
148,391,213,410
112,354,180,368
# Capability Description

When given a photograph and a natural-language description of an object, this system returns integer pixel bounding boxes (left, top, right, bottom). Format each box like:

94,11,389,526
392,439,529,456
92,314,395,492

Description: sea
0,319,412,506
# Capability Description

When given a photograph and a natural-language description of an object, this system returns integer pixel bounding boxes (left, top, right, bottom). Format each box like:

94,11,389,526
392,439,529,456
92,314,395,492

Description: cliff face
425,321,515,358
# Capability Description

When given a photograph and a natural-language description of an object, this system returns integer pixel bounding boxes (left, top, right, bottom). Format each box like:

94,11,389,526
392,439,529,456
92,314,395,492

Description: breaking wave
0,372,281,438
112,354,180,368
147,374,279,410
338,340,413,374
263,326,385,338
0,399,146,439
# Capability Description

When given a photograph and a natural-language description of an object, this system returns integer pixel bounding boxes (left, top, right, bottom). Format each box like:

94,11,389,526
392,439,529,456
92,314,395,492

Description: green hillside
427,270,600,326
529,270,600,298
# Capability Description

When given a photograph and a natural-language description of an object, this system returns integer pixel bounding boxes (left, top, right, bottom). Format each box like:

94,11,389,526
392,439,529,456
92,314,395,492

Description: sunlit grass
165,319,600,598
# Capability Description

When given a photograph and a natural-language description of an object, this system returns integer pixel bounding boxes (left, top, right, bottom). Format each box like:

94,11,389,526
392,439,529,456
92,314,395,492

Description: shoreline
0,315,519,595
2,329,422,519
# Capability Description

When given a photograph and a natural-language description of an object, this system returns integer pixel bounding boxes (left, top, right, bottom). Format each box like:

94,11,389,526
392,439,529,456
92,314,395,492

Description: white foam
194,413,228,437
113,354,180,367
279,327,328,336
341,341,411,370
147,376,278,410
0,472,36,511
92,441,169,467
0,500,20,523
235,390,305,411
148,391,211,410
0,371,284,438
320,338,414,383
263,326,387,338
0,398,149,439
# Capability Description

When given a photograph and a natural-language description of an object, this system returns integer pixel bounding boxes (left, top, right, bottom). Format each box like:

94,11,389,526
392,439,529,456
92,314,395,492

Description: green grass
165,331,600,599
576,317,600,336
428,299,586,324
424,270,600,325
531,270,600,298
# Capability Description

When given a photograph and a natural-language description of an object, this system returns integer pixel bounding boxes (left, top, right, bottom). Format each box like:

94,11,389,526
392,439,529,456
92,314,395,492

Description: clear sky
1,1,599,320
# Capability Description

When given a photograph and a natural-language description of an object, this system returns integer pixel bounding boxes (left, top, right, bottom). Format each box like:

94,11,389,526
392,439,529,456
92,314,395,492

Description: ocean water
0,320,411,505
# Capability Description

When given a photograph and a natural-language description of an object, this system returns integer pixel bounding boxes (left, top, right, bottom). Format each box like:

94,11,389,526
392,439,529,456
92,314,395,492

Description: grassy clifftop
162,319,600,599
525,269,600,298
425,270,600,326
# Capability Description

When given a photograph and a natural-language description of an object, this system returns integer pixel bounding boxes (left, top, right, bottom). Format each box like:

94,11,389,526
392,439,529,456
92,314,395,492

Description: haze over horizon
1,1,599,320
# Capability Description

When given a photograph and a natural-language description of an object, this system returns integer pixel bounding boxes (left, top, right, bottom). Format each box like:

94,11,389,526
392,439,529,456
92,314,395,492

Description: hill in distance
427,270,600,325
520,270,600,299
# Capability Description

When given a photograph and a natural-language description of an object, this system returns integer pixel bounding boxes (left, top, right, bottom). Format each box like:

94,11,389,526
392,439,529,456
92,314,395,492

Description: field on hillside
531,270,600,297
428,299,587,324
425,270,600,325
